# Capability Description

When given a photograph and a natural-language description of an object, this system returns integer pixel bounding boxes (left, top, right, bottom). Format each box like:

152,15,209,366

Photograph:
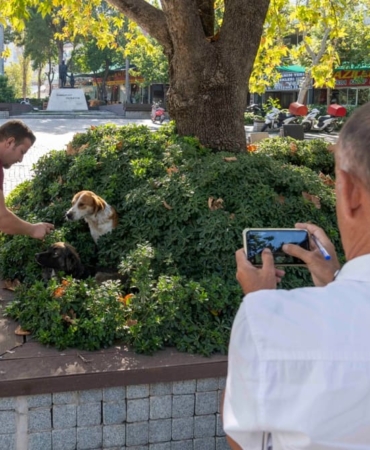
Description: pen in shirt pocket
311,234,331,260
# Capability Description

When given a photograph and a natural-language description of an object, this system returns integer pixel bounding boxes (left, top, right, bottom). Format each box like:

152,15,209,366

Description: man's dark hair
0,120,36,146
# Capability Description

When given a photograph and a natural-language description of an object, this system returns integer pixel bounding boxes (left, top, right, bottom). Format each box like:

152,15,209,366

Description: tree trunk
297,72,311,104
37,65,42,99
108,0,270,152
22,55,28,99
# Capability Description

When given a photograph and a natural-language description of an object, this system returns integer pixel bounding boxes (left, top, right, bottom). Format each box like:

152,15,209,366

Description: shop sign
266,72,305,91
335,70,370,87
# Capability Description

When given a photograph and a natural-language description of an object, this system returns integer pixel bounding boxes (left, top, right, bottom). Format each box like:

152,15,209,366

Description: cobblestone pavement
0,116,160,197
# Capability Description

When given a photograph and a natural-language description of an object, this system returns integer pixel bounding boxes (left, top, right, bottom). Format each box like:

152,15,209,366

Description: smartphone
243,228,310,266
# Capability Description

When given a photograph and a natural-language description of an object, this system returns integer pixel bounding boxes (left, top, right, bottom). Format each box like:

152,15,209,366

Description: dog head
35,242,85,279
65,190,107,221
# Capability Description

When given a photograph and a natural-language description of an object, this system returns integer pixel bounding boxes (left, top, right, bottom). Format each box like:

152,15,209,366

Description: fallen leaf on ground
15,326,31,336
78,354,92,363
3,279,21,291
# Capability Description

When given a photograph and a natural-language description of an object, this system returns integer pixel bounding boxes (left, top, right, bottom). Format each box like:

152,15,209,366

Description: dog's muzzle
65,211,74,221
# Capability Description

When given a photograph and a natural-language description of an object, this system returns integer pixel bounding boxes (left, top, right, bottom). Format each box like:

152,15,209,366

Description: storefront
333,67,370,106
257,65,306,108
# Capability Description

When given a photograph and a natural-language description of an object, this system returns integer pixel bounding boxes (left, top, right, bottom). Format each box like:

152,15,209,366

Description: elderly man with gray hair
223,102,370,449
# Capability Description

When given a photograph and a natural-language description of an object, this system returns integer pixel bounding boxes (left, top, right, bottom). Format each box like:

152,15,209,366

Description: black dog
35,242,128,285
35,242,90,280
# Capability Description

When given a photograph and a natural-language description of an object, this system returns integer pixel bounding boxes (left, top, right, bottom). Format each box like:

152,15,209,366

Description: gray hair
337,103,370,189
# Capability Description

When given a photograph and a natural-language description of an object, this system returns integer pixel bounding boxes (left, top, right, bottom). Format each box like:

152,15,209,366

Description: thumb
261,248,274,272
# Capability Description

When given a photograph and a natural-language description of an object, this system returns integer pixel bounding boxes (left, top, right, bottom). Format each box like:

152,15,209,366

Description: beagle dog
65,190,118,243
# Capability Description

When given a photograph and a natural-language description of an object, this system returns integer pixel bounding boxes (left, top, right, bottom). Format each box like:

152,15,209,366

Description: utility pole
0,24,4,76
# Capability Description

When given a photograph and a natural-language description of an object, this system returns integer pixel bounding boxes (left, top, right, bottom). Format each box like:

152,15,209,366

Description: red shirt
0,160,3,191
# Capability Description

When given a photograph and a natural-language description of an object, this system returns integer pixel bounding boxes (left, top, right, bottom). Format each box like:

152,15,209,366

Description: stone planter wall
0,377,229,450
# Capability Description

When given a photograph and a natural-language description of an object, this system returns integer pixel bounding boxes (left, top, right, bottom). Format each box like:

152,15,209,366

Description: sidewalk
1,114,160,197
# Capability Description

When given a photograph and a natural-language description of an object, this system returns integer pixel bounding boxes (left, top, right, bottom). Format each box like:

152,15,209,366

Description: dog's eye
53,251,59,257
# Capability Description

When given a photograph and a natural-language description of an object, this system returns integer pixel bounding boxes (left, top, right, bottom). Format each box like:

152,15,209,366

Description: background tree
4,62,23,98
74,37,125,101
5,54,32,99
23,10,58,98
337,4,370,66
0,74,16,102
125,25,169,92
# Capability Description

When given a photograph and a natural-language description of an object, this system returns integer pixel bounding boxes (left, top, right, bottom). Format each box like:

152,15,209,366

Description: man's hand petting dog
31,222,54,240
235,248,285,295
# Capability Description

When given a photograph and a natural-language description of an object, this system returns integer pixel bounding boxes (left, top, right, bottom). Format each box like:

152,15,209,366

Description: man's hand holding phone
236,248,286,295
283,223,341,286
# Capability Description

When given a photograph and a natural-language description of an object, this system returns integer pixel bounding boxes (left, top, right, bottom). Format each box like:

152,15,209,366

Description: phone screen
244,229,309,266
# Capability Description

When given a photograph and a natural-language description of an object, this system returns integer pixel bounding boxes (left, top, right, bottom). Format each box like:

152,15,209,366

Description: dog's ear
64,245,82,275
92,194,106,215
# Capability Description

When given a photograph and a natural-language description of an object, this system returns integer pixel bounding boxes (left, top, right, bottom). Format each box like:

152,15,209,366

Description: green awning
277,65,306,73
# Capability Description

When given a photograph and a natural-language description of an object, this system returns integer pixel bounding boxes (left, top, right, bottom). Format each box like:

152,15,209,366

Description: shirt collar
336,254,370,282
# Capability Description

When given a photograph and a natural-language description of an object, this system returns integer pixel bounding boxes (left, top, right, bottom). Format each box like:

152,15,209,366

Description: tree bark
108,0,270,152
297,73,311,104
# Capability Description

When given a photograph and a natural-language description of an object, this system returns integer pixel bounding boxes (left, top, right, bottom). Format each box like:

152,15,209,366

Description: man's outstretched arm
0,190,54,239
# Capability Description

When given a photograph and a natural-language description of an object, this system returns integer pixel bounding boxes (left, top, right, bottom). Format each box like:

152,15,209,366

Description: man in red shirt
0,120,54,239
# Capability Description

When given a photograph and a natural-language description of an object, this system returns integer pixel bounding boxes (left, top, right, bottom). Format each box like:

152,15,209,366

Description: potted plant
253,114,265,132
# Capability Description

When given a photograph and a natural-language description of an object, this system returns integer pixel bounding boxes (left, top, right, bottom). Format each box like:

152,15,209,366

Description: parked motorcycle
151,101,166,124
301,104,346,133
245,103,262,115
261,108,299,132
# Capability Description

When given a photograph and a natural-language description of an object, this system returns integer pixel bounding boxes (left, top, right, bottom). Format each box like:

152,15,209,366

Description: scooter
245,103,262,115
301,109,338,133
261,108,300,132
151,101,166,124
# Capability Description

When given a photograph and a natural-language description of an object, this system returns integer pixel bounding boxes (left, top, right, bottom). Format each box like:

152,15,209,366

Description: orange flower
247,144,258,153
61,279,70,287
290,142,298,153
166,166,179,175
53,287,65,298
118,293,134,305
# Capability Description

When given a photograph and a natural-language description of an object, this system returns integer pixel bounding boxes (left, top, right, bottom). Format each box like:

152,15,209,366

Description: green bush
2,123,340,355
0,75,16,103
255,137,335,176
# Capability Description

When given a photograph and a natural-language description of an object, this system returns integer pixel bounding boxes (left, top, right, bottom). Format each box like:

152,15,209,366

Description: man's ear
6,137,15,148
339,169,362,217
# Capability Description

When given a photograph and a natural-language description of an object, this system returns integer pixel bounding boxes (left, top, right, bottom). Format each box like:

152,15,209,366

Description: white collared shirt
223,254,370,450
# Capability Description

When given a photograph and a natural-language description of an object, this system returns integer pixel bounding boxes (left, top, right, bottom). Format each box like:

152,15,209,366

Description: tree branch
161,0,208,51
107,0,171,52
196,0,215,37
220,0,270,63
